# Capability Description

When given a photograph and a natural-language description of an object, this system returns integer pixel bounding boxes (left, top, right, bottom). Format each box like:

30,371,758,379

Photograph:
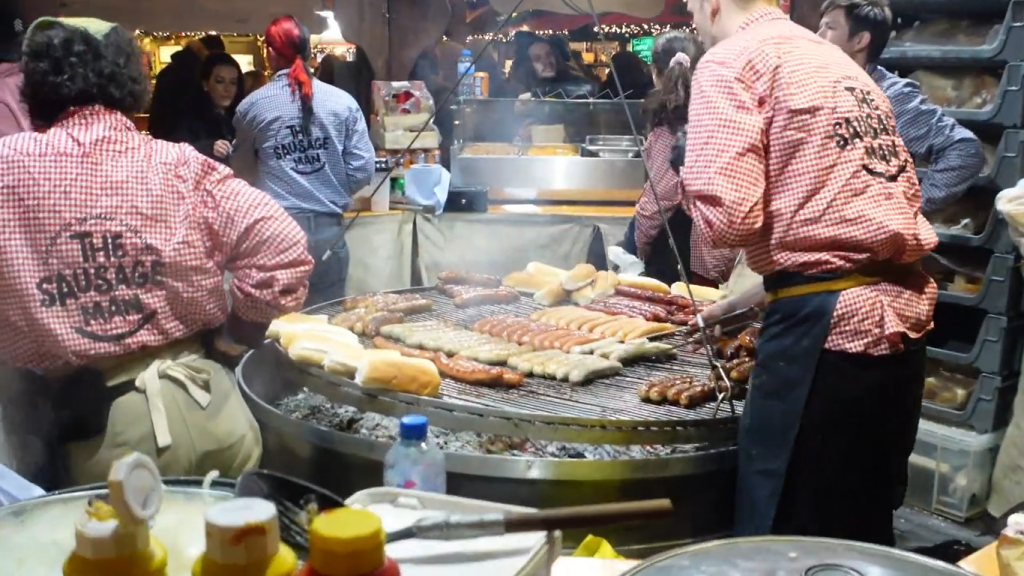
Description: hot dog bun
355,356,441,397
617,274,670,295
279,324,359,349
286,333,364,366
525,262,567,280
266,313,329,339
561,263,598,291
592,270,619,299
323,348,402,378
534,283,568,306
570,284,596,306
502,271,552,293
670,282,725,302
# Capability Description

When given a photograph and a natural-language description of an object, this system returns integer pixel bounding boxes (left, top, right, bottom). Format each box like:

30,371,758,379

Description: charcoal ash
277,389,706,460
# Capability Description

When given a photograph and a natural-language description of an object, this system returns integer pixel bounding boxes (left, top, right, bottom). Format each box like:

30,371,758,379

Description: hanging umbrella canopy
488,0,669,18
515,1,689,33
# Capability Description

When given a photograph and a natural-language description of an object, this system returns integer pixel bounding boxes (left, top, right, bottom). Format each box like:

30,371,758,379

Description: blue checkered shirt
232,70,375,214
869,65,985,214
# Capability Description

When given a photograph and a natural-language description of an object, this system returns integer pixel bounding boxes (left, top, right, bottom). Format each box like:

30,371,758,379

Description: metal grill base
239,342,738,554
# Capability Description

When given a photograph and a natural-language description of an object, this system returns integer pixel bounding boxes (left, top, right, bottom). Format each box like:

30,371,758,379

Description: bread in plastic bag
996,178,1024,251
910,69,1000,111
890,19,1001,48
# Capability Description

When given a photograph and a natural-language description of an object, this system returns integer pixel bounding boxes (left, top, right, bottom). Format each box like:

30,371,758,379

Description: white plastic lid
203,498,281,565
73,512,149,559
1008,513,1024,531
107,452,163,524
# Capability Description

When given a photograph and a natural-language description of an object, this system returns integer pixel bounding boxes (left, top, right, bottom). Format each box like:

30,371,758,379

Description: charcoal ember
276,390,702,460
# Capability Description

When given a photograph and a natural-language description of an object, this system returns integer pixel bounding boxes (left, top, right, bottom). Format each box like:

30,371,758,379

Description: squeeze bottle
191,497,298,576
63,452,168,576
296,508,400,576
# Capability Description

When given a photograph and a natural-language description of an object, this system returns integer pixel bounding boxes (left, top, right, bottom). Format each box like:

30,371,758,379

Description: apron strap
134,353,213,449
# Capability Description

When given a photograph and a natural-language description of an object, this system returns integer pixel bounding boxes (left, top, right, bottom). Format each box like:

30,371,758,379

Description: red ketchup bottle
296,508,400,576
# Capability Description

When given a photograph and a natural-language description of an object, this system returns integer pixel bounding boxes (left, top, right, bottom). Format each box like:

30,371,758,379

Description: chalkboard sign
630,36,655,63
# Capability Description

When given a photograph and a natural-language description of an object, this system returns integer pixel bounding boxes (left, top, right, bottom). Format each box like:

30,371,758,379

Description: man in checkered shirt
233,16,375,307
0,17,312,488
818,0,985,213
686,0,936,545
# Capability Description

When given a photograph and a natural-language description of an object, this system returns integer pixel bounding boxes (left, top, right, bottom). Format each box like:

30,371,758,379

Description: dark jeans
771,337,927,545
289,213,350,309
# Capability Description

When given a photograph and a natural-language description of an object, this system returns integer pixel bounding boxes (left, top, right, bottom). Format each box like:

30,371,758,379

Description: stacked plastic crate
881,0,1024,522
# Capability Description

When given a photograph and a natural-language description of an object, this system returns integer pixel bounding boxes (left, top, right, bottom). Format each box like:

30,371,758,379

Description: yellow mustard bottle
300,508,400,576
63,452,168,576
191,497,299,576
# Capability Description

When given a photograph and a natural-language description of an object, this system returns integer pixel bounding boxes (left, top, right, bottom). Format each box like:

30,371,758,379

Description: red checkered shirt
0,106,314,370
636,127,738,283
682,8,938,355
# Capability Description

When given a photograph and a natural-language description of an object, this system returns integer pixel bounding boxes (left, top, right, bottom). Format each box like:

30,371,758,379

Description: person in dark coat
600,51,655,100
169,52,243,163
148,34,224,139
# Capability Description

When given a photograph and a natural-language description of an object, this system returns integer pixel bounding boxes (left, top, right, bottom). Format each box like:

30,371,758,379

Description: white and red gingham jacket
682,8,937,355
0,106,313,370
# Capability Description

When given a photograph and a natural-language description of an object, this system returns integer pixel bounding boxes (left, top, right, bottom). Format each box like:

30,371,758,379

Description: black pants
771,337,926,545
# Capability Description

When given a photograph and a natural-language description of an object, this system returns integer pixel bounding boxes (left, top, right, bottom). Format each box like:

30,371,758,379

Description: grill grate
301,288,746,427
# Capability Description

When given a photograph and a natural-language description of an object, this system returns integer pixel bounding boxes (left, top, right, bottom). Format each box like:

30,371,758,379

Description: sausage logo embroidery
829,77,909,183
35,215,166,343
273,123,331,176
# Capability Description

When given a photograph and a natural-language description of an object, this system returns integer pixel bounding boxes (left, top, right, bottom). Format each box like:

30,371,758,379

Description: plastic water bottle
457,49,475,99
384,414,446,493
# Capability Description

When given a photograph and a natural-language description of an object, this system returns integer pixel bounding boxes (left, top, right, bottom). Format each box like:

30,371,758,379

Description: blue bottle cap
399,414,428,441
461,49,472,56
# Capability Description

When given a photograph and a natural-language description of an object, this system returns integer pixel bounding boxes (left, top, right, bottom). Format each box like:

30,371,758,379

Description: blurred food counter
340,205,634,295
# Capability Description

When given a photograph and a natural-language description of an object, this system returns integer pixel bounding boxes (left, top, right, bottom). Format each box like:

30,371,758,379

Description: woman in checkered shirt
633,31,739,287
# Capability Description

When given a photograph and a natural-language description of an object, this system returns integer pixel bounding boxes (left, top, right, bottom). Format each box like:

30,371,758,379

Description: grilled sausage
437,271,503,288
383,298,433,315
666,383,696,405
646,383,672,403
729,361,755,383
371,337,436,360
453,288,520,308
677,384,719,408
364,312,404,337
637,382,656,400
738,326,760,350
434,354,524,388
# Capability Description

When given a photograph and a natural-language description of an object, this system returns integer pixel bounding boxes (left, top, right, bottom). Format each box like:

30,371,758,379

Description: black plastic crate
882,0,1024,65
922,372,1017,434
890,0,1010,18
926,306,1024,374
938,63,1024,128
919,130,1024,192
935,207,1016,253
936,253,1022,314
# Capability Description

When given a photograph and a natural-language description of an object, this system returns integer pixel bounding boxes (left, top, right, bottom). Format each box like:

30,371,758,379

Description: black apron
733,271,859,536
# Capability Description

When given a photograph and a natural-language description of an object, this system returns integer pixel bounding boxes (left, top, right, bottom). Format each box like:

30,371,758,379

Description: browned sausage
437,354,524,388
383,298,433,315
666,383,696,405
637,382,655,400
453,288,520,308
437,271,503,288
646,383,672,403
613,286,694,308
677,384,719,408
364,312,404,338
729,361,755,383
372,337,435,360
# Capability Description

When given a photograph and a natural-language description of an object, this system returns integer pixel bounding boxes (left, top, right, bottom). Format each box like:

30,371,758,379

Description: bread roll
279,324,359,349
502,271,552,293
534,283,568,306
355,356,441,397
286,333,363,366
670,282,725,302
323,348,401,378
617,274,670,295
266,313,329,339
561,263,598,291
592,270,619,299
525,262,568,281
570,284,597,306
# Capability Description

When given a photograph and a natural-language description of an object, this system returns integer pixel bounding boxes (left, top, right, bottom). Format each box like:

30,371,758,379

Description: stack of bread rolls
267,313,441,397
502,262,676,307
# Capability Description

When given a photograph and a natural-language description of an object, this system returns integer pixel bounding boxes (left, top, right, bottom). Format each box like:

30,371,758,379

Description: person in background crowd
233,15,374,306
510,32,595,98
0,8,29,136
243,70,268,96
685,0,935,545
570,49,602,85
818,0,985,213
633,31,736,287
600,51,655,100
148,34,225,140
0,17,311,487
170,52,243,164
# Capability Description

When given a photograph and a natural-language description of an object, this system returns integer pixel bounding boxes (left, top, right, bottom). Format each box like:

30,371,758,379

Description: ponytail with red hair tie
265,15,314,129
